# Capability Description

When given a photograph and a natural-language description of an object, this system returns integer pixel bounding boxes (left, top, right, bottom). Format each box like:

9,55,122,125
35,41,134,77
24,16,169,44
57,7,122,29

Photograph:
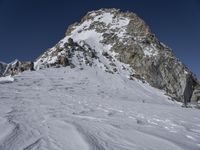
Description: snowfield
0,67,200,150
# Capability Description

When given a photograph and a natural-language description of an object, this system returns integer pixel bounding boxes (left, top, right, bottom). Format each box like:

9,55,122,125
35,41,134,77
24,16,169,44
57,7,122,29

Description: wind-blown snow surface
0,67,200,150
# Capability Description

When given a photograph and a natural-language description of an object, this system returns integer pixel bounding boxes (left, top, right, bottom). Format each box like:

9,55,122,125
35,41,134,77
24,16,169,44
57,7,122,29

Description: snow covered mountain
35,8,199,104
0,8,200,150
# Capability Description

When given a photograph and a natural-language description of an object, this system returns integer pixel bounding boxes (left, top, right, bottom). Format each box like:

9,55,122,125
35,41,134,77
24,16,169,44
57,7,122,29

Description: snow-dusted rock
3,60,34,76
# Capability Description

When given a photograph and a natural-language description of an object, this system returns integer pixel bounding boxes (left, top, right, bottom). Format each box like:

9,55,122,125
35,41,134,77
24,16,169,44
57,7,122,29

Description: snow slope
0,67,200,150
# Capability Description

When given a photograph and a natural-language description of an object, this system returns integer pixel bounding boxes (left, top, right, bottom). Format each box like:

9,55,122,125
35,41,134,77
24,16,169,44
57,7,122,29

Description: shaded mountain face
34,8,199,104
0,61,7,76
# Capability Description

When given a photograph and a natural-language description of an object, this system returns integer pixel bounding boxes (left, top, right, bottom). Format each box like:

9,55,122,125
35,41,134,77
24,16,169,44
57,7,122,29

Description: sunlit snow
0,67,200,150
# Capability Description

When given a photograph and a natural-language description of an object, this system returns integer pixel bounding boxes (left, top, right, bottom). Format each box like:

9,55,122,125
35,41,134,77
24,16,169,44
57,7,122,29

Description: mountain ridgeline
2,9,200,104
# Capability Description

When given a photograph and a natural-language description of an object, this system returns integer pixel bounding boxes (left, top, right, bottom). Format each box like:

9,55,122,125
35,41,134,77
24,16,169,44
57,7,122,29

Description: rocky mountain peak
67,8,150,37
34,8,199,104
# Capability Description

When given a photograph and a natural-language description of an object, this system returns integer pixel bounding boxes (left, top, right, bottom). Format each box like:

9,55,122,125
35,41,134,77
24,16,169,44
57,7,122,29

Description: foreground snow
0,67,200,150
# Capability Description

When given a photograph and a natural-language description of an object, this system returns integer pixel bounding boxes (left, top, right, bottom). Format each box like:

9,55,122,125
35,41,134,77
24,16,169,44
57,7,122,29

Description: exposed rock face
35,8,200,104
3,60,34,76
35,38,98,70
191,84,200,104
0,61,7,76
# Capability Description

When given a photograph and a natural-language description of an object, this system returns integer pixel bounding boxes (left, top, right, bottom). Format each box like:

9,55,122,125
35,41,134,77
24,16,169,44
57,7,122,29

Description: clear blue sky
0,0,199,79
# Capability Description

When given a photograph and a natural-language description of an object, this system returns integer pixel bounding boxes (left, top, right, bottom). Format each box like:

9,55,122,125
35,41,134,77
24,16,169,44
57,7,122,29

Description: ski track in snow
0,67,200,150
